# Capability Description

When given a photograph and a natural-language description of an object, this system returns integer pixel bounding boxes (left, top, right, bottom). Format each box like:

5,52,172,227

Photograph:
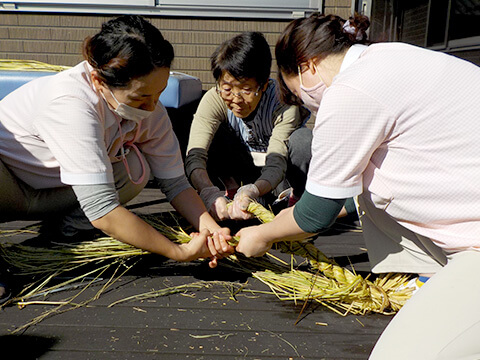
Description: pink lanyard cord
116,119,146,185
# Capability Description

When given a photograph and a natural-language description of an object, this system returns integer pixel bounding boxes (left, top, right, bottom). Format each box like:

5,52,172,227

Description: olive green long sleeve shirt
185,82,306,189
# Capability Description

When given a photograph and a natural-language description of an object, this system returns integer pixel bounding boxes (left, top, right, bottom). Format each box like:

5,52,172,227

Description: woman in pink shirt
0,16,233,303
236,13,480,359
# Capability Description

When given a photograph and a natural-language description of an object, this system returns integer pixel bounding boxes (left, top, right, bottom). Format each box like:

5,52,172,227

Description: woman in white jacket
0,16,233,302
236,13,480,359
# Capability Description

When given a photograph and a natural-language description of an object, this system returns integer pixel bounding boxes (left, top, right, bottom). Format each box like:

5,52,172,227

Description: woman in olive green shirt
185,32,311,221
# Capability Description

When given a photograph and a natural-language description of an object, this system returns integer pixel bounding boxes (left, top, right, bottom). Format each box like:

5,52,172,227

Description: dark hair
211,32,272,86
83,15,174,88
275,13,370,104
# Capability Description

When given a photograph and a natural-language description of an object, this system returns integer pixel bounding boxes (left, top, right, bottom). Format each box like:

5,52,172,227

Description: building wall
451,49,480,66
400,1,428,46
0,1,352,90
324,0,351,18
368,0,480,66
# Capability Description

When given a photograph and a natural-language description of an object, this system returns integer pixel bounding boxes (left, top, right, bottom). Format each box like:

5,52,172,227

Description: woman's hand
228,184,259,220
199,186,230,221
213,227,234,252
177,229,212,262
210,195,230,221
206,230,234,268
182,229,234,268
235,225,274,257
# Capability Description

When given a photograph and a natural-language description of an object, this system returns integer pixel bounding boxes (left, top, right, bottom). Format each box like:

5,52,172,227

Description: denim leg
286,127,312,198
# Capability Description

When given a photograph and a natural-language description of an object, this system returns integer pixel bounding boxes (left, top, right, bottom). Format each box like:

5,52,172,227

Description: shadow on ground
0,334,59,359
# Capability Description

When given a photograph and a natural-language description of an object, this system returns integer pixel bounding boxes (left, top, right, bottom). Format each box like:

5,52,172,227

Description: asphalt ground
0,187,392,360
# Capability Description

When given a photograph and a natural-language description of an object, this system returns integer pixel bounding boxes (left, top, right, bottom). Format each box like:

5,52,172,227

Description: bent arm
235,206,313,257
257,104,304,190
73,183,213,261
189,166,214,192
169,186,222,234
169,186,234,255
236,191,346,257
293,191,345,233
185,88,227,191
92,205,201,261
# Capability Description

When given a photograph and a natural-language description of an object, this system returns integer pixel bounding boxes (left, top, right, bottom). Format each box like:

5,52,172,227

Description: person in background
0,15,234,302
185,32,312,222
235,13,480,359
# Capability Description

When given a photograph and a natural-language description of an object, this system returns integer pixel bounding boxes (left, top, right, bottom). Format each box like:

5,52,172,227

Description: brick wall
0,1,352,90
152,17,291,90
400,1,428,47
0,14,101,65
447,49,480,67
0,13,285,90
324,0,351,19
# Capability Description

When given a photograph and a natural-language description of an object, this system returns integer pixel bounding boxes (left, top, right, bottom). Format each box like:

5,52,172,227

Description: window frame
0,0,324,19
425,0,480,52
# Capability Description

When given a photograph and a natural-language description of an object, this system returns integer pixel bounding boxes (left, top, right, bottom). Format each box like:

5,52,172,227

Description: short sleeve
306,84,395,199
35,95,113,185
137,103,186,180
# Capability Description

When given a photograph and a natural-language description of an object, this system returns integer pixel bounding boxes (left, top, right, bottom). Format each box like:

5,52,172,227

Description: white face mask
298,64,327,115
108,88,154,123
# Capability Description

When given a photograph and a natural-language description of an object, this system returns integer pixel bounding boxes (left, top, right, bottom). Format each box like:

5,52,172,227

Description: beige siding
0,13,294,90
0,2,352,90
324,0,352,19
447,49,480,67
401,2,428,47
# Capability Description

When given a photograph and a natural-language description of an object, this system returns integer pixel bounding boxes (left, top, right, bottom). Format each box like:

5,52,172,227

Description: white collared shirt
0,61,184,189
306,42,480,252
339,44,368,73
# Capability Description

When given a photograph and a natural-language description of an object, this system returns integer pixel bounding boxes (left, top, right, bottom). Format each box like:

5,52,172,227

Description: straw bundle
0,238,146,308
0,202,413,327
0,59,414,323
242,202,413,315
0,59,69,72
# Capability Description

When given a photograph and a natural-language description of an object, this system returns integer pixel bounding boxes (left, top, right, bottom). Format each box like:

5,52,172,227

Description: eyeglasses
216,85,261,100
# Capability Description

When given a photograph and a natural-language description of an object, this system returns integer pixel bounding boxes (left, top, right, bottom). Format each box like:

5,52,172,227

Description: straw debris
0,59,69,72
0,202,413,332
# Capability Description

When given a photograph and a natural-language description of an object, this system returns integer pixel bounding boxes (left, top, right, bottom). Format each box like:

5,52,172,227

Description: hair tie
342,19,365,41
342,20,356,34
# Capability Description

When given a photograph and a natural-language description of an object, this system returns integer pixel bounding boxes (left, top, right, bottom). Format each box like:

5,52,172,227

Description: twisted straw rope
245,202,413,314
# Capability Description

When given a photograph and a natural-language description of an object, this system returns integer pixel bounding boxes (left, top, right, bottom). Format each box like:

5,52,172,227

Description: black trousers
206,123,312,201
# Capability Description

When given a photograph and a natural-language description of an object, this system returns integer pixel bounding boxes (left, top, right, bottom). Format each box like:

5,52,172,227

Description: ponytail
82,15,174,88
275,12,370,104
